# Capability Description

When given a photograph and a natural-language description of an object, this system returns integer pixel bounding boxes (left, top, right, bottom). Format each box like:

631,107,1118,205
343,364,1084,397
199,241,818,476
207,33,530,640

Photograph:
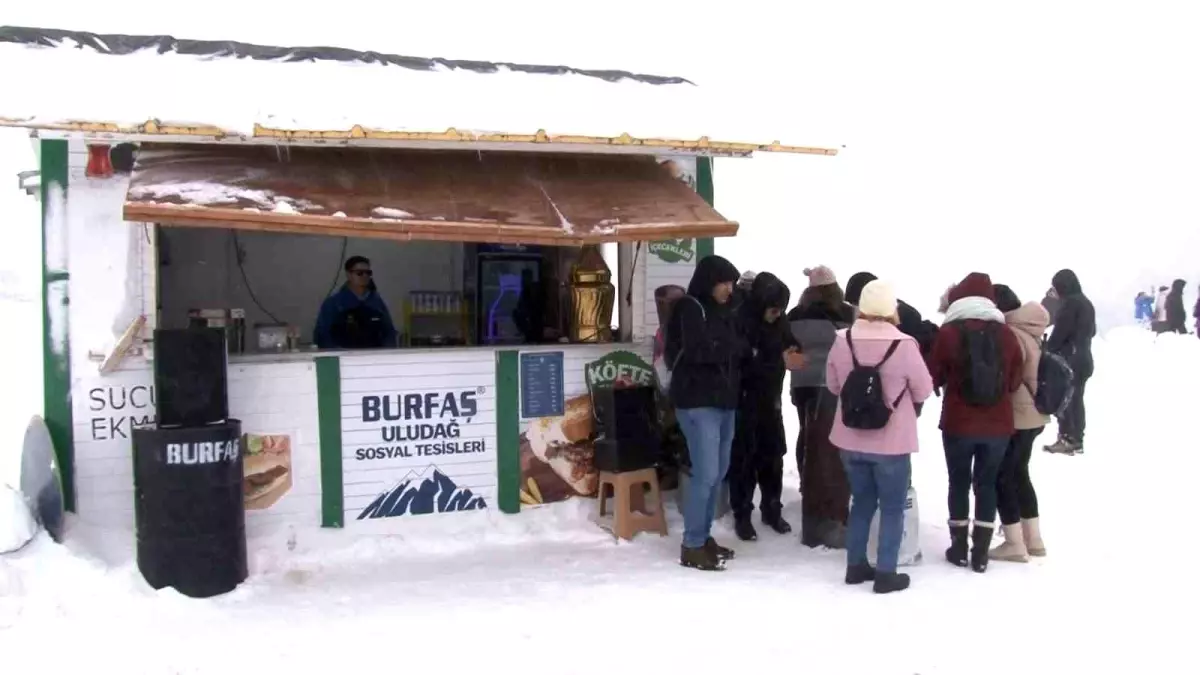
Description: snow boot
845,562,876,585
990,523,1029,562
681,544,725,571
1022,517,1046,557
705,537,736,561
970,523,994,573
873,571,911,594
945,520,970,567
762,511,793,535
734,516,758,542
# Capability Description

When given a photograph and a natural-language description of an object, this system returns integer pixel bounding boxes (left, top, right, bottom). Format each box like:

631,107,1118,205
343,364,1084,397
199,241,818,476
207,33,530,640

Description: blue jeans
676,407,737,548
841,451,911,573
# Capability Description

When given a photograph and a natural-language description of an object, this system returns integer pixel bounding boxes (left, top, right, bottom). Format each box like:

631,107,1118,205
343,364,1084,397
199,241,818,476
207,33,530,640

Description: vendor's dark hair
345,255,371,271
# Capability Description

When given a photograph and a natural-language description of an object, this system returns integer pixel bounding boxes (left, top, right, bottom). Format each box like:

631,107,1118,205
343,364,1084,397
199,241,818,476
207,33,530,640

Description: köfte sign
585,350,655,389
355,387,487,460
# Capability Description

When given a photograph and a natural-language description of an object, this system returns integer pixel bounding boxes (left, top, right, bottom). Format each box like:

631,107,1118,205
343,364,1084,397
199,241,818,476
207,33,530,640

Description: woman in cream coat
992,296,1051,561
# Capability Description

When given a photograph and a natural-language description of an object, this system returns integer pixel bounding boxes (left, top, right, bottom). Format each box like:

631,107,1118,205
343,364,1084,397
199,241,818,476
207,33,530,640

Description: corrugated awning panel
123,144,737,245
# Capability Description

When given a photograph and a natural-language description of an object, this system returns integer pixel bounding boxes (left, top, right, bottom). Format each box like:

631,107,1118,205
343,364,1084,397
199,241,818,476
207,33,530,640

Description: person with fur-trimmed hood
930,273,1024,574
730,272,804,541
787,265,856,549
989,285,1050,563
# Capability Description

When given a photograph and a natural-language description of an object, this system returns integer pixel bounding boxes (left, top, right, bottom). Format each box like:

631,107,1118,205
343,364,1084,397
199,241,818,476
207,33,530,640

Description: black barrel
132,420,247,598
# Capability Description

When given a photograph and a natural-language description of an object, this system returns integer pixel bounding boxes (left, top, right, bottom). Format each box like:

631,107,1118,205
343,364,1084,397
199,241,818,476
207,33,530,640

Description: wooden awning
123,144,737,246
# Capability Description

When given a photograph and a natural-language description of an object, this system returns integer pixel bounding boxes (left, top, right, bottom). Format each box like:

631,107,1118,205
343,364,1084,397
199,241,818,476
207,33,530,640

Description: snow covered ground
2,328,1197,674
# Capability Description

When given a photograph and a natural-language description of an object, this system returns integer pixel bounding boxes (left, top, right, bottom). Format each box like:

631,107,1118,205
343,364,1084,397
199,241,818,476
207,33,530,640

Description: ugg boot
989,523,1029,562
945,520,969,567
970,522,994,573
1022,518,1046,557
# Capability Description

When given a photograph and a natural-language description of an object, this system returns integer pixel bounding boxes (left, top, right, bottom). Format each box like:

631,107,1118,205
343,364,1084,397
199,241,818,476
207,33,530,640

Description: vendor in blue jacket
314,256,398,349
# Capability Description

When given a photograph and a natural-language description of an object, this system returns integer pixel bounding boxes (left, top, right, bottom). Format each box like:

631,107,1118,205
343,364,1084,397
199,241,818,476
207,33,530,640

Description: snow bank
0,484,37,554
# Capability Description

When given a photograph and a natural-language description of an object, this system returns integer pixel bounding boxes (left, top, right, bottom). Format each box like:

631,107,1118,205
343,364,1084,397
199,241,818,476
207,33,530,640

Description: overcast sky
3,0,1198,327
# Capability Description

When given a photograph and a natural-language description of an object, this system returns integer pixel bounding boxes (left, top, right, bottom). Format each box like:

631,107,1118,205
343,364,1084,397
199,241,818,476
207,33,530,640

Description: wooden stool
597,468,668,541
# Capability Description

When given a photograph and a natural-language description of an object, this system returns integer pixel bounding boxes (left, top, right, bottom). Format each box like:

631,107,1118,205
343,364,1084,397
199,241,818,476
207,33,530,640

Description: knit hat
858,280,897,319
803,265,837,287
738,270,758,289
948,272,996,304
844,271,878,306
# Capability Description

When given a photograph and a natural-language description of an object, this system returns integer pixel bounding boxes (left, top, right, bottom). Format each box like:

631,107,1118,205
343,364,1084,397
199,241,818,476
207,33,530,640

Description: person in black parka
1044,269,1097,455
665,254,745,571
1163,279,1188,334
729,272,803,541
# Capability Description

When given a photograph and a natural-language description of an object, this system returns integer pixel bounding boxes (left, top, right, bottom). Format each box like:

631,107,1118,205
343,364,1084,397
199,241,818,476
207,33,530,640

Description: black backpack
840,330,907,430
1027,341,1075,416
957,322,1006,407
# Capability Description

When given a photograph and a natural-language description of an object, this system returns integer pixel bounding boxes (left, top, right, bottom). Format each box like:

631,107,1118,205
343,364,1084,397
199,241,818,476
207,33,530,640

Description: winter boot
705,537,736,561
762,511,793,535
845,562,876,585
734,516,758,542
970,523,994,573
873,571,911,594
945,520,970,567
1022,518,1046,557
989,523,1029,562
681,544,725,571
1044,436,1073,454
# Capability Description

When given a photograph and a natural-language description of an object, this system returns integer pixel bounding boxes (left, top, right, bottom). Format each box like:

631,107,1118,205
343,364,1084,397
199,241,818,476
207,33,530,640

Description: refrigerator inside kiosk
474,244,543,345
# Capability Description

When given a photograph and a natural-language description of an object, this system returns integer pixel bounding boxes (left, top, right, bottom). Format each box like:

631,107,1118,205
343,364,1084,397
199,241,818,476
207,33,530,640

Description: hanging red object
86,144,113,178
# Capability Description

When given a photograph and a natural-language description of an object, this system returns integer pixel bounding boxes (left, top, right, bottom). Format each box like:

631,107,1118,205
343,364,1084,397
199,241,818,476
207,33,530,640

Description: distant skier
1134,292,1154,326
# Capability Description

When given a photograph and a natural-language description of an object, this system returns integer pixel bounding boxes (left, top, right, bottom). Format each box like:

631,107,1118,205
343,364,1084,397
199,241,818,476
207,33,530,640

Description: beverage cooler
471,244,544,345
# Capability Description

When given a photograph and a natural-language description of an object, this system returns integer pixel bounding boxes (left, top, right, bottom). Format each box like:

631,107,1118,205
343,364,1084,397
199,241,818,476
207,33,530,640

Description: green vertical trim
696,156,715,258
495,350,521,514
315,356,344,528
40,139,74,512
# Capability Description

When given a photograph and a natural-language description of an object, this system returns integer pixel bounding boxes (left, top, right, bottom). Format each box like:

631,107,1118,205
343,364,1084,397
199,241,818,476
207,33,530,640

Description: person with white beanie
826,280,935,593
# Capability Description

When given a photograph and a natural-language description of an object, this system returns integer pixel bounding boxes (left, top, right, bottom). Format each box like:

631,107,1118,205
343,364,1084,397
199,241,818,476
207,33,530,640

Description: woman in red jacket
930,273,1024,573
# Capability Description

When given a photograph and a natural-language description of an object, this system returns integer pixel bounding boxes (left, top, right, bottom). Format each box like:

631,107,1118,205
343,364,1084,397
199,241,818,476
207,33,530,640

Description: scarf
944,296,1005,324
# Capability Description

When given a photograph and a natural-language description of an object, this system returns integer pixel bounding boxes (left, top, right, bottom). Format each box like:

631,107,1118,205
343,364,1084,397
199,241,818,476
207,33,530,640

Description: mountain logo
357,465,487,519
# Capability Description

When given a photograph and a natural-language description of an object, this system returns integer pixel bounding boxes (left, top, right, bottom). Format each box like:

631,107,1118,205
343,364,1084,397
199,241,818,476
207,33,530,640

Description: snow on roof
0,26,839,157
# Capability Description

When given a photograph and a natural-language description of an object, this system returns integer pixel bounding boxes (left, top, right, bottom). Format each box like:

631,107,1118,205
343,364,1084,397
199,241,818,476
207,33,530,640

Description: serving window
131,143,735,354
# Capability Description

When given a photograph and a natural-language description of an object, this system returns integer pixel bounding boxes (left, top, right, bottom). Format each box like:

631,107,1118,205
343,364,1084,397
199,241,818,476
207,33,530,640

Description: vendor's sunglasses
350,269,373,277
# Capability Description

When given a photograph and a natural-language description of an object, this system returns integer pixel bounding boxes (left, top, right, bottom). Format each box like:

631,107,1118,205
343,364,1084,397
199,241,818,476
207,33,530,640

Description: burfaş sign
346,383,493,519
355,389,487,460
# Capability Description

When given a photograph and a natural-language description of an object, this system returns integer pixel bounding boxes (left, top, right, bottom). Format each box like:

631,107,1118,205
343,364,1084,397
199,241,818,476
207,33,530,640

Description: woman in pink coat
826,281,935,594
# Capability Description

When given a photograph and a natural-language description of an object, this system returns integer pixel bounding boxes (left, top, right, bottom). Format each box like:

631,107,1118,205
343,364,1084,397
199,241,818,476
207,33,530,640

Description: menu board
520,351,565,419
